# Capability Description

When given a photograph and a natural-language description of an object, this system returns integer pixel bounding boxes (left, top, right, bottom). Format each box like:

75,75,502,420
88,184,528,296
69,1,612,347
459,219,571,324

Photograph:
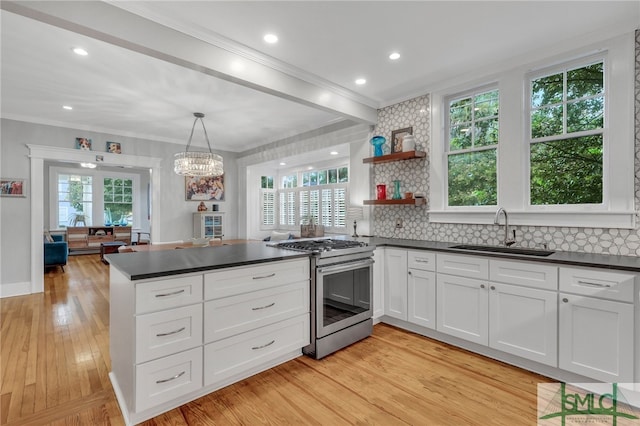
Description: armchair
44,234,68,272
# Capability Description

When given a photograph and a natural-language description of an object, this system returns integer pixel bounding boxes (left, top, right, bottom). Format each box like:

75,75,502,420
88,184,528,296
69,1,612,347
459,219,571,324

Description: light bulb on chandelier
174,112,224,177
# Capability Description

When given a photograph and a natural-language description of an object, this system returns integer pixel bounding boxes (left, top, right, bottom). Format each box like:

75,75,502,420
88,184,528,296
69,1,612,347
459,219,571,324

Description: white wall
0,118,237,294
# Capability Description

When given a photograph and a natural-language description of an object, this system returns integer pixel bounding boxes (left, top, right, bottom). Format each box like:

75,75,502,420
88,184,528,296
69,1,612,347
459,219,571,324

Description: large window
51,167,141,229
104,178,134,225
58,174,93,227
430,34,634,228
528,59,604,205
262,166,348,232
446,88,499,207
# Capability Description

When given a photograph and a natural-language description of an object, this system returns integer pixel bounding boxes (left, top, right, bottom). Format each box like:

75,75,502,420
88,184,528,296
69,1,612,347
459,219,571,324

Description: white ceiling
1,1,638,161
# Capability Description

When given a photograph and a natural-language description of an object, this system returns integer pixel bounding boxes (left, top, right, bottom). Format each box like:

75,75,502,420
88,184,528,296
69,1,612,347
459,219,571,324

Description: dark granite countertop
361,237,640,273
105,243,309,280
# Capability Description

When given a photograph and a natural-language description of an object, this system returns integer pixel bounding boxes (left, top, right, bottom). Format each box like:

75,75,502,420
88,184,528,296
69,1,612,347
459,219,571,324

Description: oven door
315,257,374,338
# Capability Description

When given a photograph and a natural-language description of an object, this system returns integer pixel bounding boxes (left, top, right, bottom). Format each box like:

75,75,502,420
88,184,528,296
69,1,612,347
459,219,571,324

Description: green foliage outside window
447,89,499,206
529,61,604,205
104,178,133,225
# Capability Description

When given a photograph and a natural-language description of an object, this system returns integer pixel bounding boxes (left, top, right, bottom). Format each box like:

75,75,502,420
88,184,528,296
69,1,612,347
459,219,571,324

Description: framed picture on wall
0,178,26,197
391,127,413,153
75,137,92,150
185,175,225,201
106,141,122,154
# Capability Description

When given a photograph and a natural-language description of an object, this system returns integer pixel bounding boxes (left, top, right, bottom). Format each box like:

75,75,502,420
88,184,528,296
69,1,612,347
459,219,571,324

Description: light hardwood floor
1,254,552,425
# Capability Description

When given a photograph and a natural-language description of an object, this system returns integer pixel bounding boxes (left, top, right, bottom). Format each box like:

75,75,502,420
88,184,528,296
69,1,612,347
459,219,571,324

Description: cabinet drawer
204,281,309,343
437,254,489,279
135,347,203,413
136,275,203,314
490,259,558,291
136,304,203,363
204,314,309,386
204,259,309,300
559,267,635,302
407,250,436,272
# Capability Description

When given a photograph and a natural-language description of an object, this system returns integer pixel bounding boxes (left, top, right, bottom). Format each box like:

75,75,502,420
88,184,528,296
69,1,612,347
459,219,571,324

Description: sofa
44,234,68,272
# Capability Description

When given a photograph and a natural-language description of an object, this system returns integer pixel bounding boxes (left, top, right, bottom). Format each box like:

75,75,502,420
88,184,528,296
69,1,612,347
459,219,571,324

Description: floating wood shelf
362,150,426,164
363,198,426,206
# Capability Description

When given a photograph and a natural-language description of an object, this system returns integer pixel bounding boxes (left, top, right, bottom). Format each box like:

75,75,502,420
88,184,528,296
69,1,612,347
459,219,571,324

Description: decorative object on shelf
197,201,208,211
211,203,219,211
347,206,364,237
414,192,426,199
405,192,413,199
174,112,224,177
75,137,92,150
106,141,122,154
370,135,386,157
391,127,413,153
376,184,387,200
0,177,26,197
402,134,416,152
185,175,225,201
392,180,402,200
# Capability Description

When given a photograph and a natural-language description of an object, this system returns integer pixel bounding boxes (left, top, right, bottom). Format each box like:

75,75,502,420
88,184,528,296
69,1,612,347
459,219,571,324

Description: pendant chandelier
174,112,224,177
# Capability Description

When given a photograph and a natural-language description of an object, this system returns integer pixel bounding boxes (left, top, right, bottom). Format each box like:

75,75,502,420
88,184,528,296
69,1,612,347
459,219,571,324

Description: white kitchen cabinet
489,283,557,366
193,212,224,239
109,257,310,425
436,273,489,345
384,248,408,320
558,266,636,382
408,268,436,329
372,248,385,319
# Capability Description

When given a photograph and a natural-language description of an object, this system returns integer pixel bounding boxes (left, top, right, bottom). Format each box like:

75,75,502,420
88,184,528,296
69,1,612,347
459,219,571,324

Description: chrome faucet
494,207,516,247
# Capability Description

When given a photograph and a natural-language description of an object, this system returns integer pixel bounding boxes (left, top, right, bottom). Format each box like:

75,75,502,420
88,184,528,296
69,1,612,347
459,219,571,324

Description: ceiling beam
2,1,378,125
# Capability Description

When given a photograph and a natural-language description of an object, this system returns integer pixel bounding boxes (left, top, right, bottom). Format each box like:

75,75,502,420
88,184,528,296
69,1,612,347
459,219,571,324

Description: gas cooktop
274,238,368,254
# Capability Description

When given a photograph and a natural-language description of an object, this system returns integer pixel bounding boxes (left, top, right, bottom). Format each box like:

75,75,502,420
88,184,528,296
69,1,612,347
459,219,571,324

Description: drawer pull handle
480,284,485,289
253,273,276,280
155,289,185,298
156,326,186,337
577,280,611,288
156,370,185,384
562,298,569,303
252,340,275,350
252,302,275,311
416,258,429,263
490,286,496,290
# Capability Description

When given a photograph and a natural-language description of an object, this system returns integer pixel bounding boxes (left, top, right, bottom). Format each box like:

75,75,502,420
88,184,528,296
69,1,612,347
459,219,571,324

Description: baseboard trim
0,281,31,298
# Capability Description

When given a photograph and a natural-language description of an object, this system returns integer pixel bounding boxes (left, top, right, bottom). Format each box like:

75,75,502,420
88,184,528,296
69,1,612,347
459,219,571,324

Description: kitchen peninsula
106,243,310,425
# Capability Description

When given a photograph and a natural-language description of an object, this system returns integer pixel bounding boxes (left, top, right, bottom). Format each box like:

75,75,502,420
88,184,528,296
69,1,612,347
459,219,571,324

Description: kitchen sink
449,244,555,257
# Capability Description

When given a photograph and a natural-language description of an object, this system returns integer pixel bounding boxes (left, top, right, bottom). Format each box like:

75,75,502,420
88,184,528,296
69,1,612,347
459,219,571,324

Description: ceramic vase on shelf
376,184,387,200
402,134,416,152
392,180,402,200
370,136,386,157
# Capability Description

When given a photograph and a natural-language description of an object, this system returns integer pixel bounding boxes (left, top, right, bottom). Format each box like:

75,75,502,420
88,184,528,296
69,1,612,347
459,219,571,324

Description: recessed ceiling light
389,52,400,60
307,166,314,170
279,162,286,166
263,34,278,44
72,47,88,56
80,162,96,169
330,151,338,155
355,78,366,85
63,105,73,110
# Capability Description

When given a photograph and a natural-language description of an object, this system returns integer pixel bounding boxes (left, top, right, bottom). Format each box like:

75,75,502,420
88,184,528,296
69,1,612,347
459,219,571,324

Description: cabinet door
384,248,407,320
408,268,436,329
372,248,385,319
436,274,488,345
489,283,557,366
559,293,634,382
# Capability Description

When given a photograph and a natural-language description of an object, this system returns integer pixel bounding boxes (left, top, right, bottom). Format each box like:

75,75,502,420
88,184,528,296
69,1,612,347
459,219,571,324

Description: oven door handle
317,258,374,275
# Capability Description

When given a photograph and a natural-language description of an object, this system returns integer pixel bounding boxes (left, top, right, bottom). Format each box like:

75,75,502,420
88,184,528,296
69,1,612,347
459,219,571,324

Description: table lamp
347,206,364,237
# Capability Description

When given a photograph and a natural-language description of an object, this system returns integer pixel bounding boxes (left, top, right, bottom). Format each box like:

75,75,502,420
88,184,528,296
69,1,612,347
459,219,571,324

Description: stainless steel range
270,238,375,359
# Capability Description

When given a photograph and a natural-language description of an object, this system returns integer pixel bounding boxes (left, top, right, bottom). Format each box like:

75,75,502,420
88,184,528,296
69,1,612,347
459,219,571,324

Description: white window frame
444,84,499,208
430,33,635,228
260,188,276,229
49,166,141,229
